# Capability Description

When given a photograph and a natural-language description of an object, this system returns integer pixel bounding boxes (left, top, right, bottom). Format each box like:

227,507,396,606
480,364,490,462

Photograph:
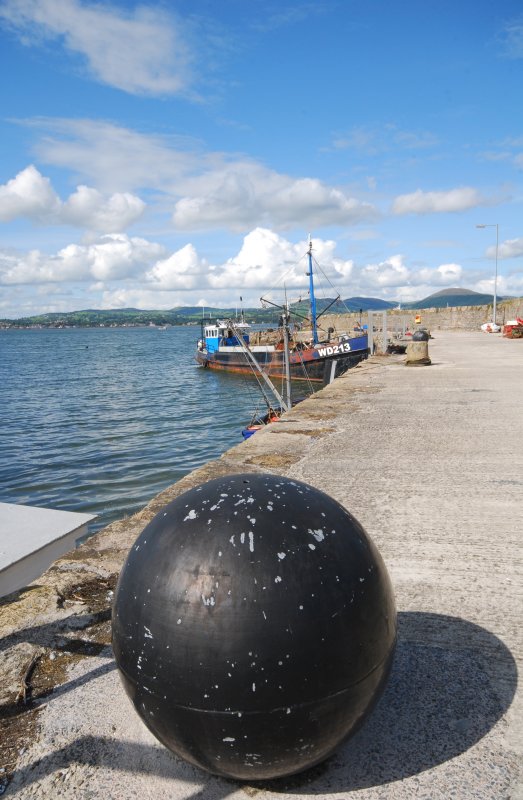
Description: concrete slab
0,503,96,598
1,330,522,799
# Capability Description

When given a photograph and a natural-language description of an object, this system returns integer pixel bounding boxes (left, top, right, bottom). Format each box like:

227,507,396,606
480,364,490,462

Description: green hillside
0,288,509,328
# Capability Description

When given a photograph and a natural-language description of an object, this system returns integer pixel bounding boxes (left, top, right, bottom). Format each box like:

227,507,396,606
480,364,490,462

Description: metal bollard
406,329,431,366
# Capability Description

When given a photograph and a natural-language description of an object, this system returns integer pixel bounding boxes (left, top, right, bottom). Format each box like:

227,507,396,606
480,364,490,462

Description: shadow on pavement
9,612,518,797
263,611,518,793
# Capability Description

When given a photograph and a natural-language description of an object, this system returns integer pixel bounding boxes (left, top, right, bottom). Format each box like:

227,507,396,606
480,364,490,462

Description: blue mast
307,236,318,344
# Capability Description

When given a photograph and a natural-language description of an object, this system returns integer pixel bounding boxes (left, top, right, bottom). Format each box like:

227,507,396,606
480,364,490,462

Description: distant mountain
402,287,501,310
426,288,480,298
341,296,396,311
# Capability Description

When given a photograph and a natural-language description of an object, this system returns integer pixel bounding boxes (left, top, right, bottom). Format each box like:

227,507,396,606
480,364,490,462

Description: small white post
368,311,374,354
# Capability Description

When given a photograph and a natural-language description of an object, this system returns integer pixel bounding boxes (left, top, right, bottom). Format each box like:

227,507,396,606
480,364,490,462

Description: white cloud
146,244,209,290
418,263,463,285
360,255,410,288
392,187,487,215
360,256,464,295
494,237,523,259
31,119,195,194
328,124,439,155
0,166,145,231
172,171,378,232
145,229,320,295
25,120,379,231
498,18,523,59
179,229,354,299
62,185,145,232
0,229,356,301
0,164,60,221
0,234,165,285
98,287,197,310
0,0,193,95
3,228,521,320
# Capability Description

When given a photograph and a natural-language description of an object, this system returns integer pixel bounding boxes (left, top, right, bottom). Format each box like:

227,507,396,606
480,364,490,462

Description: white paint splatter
252,683,256,692
308,529,325,541
144,626,153,639
248,531,254,552
240,532,245,544
277,552,286,560
275,576,282,583
184,509,197,521
223,737,236,742
201,594,216,607
177,619,182,625
308,543,316,551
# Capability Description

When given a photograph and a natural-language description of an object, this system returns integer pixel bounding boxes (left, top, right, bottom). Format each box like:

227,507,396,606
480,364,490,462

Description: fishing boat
195,240,369,384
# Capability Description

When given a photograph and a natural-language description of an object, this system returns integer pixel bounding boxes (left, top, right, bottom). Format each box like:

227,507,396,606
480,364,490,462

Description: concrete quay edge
0,329,522,799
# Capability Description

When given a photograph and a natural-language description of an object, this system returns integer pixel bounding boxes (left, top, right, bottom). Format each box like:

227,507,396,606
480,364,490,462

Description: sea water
0,326,277,533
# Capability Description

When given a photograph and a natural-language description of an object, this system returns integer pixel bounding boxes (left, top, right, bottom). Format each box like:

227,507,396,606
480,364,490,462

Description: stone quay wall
319,297,523,337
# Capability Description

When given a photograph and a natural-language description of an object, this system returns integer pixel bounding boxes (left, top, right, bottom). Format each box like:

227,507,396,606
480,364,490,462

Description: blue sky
1,0,522,318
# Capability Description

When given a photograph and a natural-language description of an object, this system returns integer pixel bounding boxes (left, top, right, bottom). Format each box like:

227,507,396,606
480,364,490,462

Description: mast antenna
307,234,318,344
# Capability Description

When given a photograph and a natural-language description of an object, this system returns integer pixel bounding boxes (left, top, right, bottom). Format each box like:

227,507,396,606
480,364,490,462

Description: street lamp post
476,223,499,326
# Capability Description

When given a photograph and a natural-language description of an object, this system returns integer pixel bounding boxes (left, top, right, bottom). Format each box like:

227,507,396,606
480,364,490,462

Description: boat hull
195,335,369,383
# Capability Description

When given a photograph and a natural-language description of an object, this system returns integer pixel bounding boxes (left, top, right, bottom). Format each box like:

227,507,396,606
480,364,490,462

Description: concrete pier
1,330,522,798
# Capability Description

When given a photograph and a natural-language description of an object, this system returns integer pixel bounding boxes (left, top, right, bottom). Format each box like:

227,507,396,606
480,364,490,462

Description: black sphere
112,473,396,780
